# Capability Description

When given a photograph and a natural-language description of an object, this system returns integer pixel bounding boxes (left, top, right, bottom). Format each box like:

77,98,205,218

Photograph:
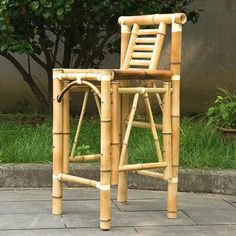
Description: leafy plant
0,0,200,111
207,88,236,129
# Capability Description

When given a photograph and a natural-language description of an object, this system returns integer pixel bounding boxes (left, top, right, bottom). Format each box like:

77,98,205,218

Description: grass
0,113,235,169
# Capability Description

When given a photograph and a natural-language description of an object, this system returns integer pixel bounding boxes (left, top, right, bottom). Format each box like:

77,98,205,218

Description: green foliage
0,114,235,169
207,88,236,129
0,0,200,109
0,0,199,61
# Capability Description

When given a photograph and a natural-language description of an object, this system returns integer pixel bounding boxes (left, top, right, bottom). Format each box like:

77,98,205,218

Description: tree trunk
47,69,53,112
0,53,49,112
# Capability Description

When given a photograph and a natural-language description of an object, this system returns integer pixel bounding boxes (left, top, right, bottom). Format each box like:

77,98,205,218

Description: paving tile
135,225,236,236
63,211,195,228
0,227,138,236
0,200,119,214
113,198,235,212
0,189,51,202
0,214,64,230
184,209,236,225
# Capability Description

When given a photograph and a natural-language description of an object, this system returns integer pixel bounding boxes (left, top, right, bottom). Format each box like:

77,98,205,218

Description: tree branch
31,54,48,70
0,52,49,109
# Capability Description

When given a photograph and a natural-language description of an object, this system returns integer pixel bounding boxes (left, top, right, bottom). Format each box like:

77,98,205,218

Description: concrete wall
0,0,235,114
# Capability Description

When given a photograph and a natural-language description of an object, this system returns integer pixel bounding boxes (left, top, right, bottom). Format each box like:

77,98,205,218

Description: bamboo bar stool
52,13,186,231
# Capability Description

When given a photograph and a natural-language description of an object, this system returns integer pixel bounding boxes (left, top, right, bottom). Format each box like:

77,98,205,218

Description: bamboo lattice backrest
121,22,167,70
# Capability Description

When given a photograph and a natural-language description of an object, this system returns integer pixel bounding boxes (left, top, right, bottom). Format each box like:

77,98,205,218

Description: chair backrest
121,22,167,70
119,13,187,72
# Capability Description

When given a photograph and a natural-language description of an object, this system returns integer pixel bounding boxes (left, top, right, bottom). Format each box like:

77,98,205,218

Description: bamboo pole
70,90,89,159
118,87,167,94
114,69,172,80
62,81,70,174
117,22,131,204
59,174,99,188
143,93,163,162
167,20,183,219
122,23,139,69
69,154,101,163
149,22,166,70
162,82,172,179
119,93,139,167
130,59,150,67
119,162,167,172
148,22,166,107
111,81,120,185
134,170,164,179
124,120,162,130
93,91,101,116
153,83,163,112
52,71,63,215
56,69,114,81
118,13,187,26
133,45,154,51
132,52,153,58
100,79,111,230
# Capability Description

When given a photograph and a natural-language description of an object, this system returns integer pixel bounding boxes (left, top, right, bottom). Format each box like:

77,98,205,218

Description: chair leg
62,81,70,174
117,91,129,204
111,82,120,186
167,116,180,219
52,76,63,215
100,80,111,230
118,93,139,204
167,179,178,218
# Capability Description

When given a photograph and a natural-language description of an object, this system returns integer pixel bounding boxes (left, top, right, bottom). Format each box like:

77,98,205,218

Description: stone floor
0,188,235,235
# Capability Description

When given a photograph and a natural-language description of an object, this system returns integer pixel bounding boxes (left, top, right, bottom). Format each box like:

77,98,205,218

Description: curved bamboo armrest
113,69,173,81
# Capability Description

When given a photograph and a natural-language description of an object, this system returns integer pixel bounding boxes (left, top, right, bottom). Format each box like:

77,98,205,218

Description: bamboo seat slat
133,45,154,51
130,59,150,66
119,162,167,172
136,37,156,43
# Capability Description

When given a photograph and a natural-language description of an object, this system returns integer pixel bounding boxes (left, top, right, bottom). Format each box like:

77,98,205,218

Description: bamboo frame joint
171,75,180,81
168,177,178,183
172,14,183,32
53,174,62,181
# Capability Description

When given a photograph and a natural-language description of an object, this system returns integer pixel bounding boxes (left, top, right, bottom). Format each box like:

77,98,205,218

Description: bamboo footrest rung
118,87,167,94
119,162,167,172
58,174,100,188
133,170,164,179
124,120,162,130
69,154,101,163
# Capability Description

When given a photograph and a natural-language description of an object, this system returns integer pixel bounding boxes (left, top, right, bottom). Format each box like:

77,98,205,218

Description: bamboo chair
52,13,186,231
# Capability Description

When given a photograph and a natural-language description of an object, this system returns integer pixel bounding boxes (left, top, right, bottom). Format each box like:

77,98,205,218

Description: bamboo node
100,219,111,222
171,75,180,81
168,177,178,183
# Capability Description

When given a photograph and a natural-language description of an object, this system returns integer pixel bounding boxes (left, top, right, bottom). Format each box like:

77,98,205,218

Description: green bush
207,88,236,129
